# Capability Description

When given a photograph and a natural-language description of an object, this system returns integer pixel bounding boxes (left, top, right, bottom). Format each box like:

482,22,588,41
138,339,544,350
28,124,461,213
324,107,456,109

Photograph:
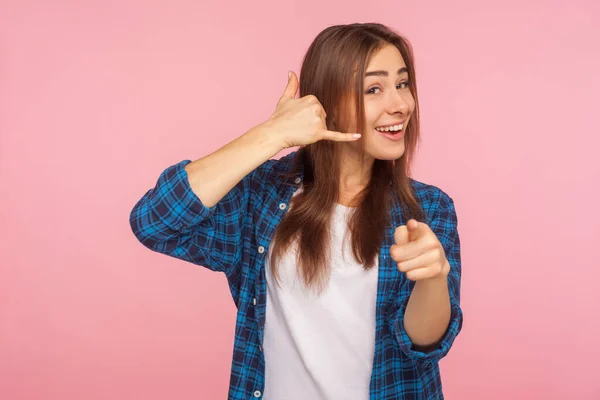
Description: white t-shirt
263,201,379,400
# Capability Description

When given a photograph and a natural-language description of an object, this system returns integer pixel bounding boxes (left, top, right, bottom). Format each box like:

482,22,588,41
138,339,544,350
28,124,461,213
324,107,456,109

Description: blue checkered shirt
129,150,463,399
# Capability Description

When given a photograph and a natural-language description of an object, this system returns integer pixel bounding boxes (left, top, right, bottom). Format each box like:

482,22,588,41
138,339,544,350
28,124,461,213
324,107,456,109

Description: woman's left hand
390,219,450,281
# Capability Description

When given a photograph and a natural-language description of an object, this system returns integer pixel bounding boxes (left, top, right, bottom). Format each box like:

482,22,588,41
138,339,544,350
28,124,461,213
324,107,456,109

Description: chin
375,152,404,161
367,145,405,161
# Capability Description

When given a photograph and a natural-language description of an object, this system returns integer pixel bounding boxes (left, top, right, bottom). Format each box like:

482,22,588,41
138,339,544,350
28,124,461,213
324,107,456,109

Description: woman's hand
391,219,451,281
261,71,361,150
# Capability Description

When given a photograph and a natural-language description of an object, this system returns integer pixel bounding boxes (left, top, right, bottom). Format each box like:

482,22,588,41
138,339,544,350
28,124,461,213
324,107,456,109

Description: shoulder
250,150,300,185
407,177,457,222
233,151,300,202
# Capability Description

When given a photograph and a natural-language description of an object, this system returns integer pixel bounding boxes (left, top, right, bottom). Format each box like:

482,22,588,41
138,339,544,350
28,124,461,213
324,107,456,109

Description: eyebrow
365,67,408,77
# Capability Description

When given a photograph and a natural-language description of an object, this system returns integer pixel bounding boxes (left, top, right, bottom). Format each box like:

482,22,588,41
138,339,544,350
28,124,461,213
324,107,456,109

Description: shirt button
253,390,262,398
259,345,263,352
294,177,301,184
258,246,265,254
253,298,257,305
279,203,287,210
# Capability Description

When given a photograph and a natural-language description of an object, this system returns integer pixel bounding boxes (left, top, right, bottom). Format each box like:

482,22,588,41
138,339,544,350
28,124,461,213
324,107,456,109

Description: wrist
247,122,286,155
419,261,450,287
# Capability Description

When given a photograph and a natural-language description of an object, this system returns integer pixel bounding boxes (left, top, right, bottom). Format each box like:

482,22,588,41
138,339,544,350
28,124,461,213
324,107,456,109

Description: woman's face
344,43,415,161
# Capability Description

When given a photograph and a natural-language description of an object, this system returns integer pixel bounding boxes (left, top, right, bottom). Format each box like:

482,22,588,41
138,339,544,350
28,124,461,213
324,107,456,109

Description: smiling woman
363,52,414,146
130,22,462,400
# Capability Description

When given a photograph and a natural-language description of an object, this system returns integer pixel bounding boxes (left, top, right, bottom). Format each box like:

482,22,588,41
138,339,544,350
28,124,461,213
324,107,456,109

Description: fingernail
288,71,291,79
353,134,361,138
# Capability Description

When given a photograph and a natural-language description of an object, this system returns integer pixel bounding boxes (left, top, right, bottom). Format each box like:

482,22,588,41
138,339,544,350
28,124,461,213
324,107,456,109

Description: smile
375,123,403,132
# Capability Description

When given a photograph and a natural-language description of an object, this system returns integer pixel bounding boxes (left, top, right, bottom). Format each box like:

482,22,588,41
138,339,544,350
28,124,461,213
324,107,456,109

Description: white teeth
376,123,403,132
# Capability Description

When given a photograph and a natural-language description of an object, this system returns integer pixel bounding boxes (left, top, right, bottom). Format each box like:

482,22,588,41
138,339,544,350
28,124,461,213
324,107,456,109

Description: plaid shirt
129,150,463,400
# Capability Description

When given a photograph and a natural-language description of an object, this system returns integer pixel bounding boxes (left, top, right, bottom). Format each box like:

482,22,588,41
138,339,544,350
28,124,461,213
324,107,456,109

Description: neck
337,145,374,205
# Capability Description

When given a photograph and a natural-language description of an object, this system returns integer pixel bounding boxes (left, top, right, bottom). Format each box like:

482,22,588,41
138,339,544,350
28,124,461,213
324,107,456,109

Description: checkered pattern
129,151,463,400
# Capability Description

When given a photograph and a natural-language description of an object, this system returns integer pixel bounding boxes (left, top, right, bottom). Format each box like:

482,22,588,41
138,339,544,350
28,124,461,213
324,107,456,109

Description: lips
376,127,404,141
375,120,406,130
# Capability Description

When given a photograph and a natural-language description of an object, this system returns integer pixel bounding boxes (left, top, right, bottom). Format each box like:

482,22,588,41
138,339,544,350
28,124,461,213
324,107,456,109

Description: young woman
130,22,463,400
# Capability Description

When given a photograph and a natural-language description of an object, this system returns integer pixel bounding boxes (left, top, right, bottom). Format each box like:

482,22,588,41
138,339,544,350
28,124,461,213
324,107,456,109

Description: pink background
1,0,599,399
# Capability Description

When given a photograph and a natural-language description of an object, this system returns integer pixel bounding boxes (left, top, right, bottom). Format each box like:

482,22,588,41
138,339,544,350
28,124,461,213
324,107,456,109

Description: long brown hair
269,23,426,291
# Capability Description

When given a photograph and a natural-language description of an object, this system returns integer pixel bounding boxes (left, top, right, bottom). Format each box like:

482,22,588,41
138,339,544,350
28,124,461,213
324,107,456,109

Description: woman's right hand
262,71,361,150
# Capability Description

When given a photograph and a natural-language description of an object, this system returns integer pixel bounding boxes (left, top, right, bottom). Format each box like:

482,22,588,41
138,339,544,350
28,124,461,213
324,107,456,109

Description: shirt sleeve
129,159,265,275
391,188,464,365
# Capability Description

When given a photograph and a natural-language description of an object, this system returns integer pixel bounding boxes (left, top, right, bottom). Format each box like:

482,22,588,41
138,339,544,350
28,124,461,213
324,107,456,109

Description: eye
366,80,410,95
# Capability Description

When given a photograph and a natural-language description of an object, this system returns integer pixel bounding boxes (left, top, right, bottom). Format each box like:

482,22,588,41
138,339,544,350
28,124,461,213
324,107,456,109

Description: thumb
278,70,299,104
394,225,410,246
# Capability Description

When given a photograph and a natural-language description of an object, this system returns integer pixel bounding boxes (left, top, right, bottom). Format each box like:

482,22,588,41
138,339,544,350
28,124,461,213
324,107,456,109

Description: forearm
403,260,452,348
184,123,283,208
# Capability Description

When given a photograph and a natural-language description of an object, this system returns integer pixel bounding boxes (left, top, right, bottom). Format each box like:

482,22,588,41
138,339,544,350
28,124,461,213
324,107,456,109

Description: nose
387,90,410,115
